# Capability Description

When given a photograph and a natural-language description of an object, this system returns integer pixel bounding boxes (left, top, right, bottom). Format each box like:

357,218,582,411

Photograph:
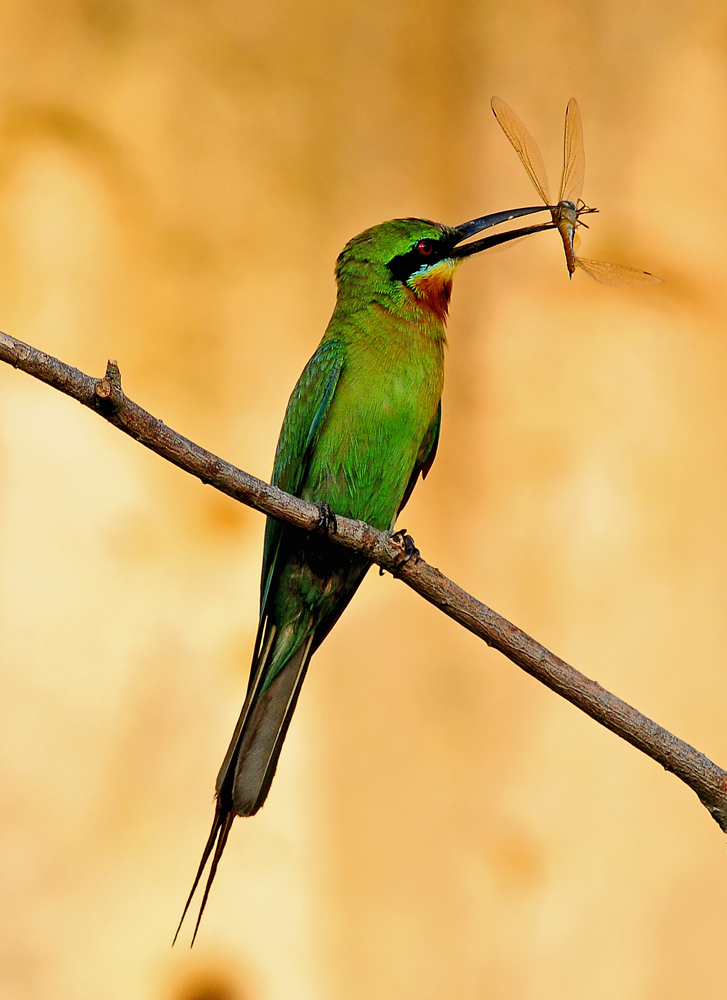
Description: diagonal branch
2,329,727,831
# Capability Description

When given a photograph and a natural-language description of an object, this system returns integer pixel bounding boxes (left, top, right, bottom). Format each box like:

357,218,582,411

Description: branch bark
2,329,727,831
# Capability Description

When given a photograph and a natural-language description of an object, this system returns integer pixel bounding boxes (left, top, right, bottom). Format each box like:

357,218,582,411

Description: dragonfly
491,96,661,285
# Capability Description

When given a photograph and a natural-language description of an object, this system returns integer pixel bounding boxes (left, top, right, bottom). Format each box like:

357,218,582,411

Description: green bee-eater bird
176,204,554,942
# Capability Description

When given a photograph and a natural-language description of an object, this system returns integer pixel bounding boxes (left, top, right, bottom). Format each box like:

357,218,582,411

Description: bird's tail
173,624,315,945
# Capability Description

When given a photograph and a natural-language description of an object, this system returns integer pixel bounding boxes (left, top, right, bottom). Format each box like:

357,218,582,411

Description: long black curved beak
451,205,555,258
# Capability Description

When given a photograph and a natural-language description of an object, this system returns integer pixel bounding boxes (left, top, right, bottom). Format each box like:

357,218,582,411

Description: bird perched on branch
176,204,554,943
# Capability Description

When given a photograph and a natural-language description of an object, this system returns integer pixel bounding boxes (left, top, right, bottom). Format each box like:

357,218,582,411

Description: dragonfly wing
575,257,663,286
491,96,551,205
559,98,585,205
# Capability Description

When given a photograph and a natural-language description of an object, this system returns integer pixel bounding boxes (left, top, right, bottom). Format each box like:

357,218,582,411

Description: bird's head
335,207,552,322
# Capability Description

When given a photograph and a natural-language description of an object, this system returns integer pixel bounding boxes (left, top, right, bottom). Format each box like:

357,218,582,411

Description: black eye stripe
386,238,452,283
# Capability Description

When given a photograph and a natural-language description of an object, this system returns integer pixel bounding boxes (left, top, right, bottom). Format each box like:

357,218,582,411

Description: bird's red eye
416,239,433,255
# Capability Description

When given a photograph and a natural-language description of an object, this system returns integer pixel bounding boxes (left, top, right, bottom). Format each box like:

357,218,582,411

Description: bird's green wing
398,400,441,514
259,339,345,621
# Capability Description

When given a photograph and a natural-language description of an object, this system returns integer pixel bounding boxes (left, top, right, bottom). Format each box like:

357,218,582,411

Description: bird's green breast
301,307,445,530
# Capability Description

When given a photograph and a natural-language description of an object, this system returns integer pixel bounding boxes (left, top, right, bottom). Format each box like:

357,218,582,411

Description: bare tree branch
2,329,727,831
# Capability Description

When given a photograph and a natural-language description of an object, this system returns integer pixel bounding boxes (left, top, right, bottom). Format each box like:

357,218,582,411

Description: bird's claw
315,501,337,535
389,528,420,570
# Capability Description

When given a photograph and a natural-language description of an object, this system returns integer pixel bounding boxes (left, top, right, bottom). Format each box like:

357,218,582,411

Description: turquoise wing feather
258,338,345,627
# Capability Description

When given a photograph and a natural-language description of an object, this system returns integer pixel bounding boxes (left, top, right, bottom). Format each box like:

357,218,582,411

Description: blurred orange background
1,2,726,998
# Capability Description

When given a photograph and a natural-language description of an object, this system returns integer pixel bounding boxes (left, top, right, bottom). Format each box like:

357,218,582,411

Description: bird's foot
315,501,338,536
388,528,420,570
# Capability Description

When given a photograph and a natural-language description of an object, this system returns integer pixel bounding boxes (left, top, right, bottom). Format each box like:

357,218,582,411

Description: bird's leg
315,501,338,536
389,528,420,568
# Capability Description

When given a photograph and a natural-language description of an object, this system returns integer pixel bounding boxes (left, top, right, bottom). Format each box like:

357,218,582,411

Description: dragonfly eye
416,239,433,256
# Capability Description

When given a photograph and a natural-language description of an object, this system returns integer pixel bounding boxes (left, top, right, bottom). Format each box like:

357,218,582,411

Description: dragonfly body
552,199,580,275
